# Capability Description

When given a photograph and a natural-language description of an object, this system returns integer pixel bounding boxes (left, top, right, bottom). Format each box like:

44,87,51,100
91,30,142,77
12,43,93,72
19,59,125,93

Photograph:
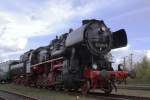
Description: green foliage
127,56,150,84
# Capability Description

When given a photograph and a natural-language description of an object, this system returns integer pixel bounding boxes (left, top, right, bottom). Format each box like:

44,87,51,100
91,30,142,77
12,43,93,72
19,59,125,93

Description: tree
127,56,150,84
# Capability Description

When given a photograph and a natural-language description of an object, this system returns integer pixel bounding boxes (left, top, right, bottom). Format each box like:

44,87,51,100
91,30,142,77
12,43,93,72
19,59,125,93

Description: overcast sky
0,0,150,66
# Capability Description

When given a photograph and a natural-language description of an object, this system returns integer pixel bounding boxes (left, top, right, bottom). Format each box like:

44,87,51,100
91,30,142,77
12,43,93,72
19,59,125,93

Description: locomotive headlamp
101,26,107,32
92,63,98,69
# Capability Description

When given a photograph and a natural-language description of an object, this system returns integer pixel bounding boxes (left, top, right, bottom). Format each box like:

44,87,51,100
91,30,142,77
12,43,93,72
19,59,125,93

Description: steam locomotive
0,19,133,94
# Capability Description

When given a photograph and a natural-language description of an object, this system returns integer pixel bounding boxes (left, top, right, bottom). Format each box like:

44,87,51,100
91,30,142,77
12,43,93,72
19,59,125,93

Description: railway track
0,84,150,100
66,91,150,100
0,89,149,100
118,85,150,91
0,90,38,100
90,92,150,100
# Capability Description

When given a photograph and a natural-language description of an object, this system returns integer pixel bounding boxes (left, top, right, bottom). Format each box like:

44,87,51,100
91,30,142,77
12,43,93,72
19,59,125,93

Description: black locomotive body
0,19,131,94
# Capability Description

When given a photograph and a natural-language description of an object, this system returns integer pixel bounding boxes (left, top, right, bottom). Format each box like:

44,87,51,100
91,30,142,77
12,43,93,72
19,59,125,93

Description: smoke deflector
111,29,128,49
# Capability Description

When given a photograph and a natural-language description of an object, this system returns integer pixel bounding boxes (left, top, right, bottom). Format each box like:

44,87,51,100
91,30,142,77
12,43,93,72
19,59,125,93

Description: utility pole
130,53,133,70
123,57,126,70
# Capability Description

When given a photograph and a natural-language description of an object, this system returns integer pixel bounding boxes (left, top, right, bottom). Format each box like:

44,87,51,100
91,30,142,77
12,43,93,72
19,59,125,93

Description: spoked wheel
81,80,90,95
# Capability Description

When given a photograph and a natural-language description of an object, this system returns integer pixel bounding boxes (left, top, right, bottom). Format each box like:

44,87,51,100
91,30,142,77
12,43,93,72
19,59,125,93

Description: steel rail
0,90,38,100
